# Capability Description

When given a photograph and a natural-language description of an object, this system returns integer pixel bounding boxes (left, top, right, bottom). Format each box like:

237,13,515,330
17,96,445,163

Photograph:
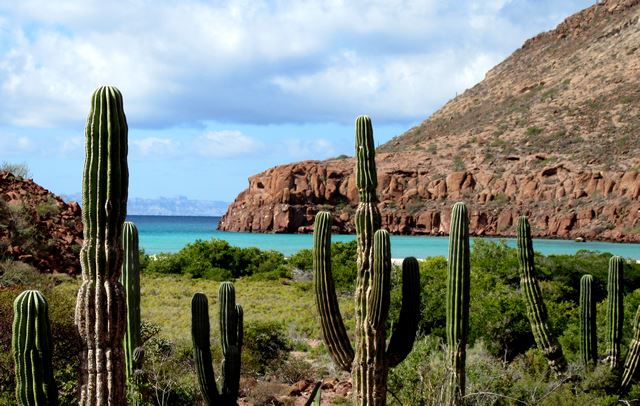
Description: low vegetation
2,240,640,404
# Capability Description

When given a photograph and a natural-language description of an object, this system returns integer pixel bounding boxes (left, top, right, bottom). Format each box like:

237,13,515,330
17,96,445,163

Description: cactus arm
219,282,241,401
621,305,640,391
516,216,566,375
368,229,391,329
606,256,624,370
12,290,58,406
444,202,471,406
386,257,421,368
313,211,354,372
75,85,128,405
579,274,597,368
191,293,220,405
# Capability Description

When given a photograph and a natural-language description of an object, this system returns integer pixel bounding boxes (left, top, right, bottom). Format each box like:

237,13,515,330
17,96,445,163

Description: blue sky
0,0,593,201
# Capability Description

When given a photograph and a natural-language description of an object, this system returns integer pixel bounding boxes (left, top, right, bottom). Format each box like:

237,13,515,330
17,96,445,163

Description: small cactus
606,256,624,370
12,290,58,406
444,202,470,406
516,216,566,374
120,221,143,404
192,282,243,406
580,274,597,368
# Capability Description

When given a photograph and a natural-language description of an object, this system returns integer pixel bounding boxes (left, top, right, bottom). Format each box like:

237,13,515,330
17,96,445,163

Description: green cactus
12,290,58,406
516,216,566,374
621,305,640,391
192,282,243,406
305,381,322,406
75,85,129,405
444,202,470,406
606,256,624,370
120,221,143,404
313,115,421,405
580,274,597,368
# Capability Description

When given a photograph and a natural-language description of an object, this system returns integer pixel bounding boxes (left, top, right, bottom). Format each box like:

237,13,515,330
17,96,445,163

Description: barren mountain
219,0,640,242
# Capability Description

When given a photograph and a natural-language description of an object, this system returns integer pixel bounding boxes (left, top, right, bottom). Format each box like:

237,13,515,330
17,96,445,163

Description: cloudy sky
0,0,593,202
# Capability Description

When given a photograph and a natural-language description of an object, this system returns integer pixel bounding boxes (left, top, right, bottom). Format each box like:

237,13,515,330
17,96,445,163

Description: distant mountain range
63,193,229,216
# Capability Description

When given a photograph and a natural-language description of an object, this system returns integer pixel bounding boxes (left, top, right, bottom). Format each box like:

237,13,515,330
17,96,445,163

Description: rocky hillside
219,0,640,242
0,172,82,274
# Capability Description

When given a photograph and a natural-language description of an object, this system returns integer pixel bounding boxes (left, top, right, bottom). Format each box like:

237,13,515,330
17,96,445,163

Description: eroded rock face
218,154,640,242
0,172,83,274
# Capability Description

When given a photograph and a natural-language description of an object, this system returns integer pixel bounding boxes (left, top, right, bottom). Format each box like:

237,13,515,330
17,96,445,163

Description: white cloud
282,138,337,160
0,0,594,128
59,136,83,155
196,130,264,158
131,137,178,158
0,132,33,154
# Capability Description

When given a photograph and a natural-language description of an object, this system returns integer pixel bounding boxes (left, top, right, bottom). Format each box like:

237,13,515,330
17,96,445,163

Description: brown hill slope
219,0,640,242
0,172,82,274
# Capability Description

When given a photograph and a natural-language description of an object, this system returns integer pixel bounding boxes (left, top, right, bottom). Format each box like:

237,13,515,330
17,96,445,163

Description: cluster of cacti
516,216,567,374
444,202,470,406
517,218,640,390
12,290,58,406
313,115,421,405
192,282,244,406
580,274,597,367
75,85,129,405
120,221,144,404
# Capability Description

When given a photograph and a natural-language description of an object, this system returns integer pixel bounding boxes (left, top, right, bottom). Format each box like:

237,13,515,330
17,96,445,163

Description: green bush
144,239,290,281
242,320,292,376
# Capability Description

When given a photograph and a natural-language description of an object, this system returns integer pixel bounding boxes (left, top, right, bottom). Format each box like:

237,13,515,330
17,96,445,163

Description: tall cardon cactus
313,115,421,405
120,221,144,404
606,255,624,370
444,202,470,406
12,290,58,406
192,282,244,406
516,216,566,374
580,274,597,368
75,85,129,405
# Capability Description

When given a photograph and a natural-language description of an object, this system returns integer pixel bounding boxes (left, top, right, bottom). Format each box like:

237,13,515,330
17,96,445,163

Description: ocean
127,215,640,259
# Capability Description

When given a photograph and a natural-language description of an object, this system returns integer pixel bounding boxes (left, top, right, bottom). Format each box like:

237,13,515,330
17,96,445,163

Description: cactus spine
313,115,420,405
120,221,143,404
12,290,58,406
444,202,470,406
580,274,597,368
75,85,129,405
606,256,624,370
621,305,640,391
192,282,243,406
516,216,566,374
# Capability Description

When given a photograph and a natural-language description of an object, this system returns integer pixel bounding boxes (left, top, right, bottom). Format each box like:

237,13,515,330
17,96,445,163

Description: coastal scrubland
2,239,640,405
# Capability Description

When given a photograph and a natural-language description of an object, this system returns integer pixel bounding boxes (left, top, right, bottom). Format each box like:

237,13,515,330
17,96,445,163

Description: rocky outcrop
220,0,640,242
219,153,640,242
0,172,82,274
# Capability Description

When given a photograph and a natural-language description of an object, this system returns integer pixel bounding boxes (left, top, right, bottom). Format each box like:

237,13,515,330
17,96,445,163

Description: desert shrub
243,321,292,376
0,162,30,178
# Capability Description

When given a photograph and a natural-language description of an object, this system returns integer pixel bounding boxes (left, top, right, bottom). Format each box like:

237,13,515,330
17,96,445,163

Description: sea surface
127,215,640,259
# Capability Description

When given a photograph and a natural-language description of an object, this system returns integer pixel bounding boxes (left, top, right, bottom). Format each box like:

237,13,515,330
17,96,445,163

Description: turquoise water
127,215,640,259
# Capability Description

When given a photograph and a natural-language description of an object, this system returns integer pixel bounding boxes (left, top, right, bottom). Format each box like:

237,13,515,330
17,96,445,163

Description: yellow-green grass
140,274,355,347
